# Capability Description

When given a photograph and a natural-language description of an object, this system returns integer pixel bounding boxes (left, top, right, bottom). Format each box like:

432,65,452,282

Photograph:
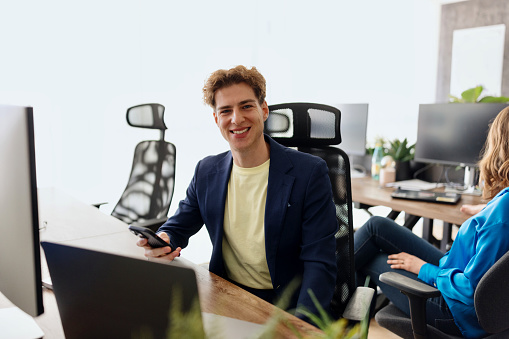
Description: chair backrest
475,250,509,334
265,103,341,147
111,104,176,226
265,103,355,319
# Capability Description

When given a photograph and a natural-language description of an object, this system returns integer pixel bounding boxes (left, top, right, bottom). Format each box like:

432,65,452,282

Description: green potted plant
449,85,509,103
386,138,415,181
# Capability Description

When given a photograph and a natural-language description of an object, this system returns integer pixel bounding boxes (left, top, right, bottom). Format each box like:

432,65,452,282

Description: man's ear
261,101,269,121
213,111,218,125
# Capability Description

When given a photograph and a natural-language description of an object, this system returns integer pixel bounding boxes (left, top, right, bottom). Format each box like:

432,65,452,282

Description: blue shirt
419,187,509,338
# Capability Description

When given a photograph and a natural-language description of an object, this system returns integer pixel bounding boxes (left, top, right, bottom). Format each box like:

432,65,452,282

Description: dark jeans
354,216,462,336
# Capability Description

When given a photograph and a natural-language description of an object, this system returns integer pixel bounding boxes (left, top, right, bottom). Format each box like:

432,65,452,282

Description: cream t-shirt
222,159,272,289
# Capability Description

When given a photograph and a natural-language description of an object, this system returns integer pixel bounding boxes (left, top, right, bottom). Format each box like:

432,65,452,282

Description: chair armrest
342,286,375,321
379,272,441,339
379,272,441,299
130,217,168,232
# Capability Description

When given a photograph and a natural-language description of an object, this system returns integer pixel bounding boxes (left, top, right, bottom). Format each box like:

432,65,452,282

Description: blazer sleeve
157,161,205,249
296,160,338,318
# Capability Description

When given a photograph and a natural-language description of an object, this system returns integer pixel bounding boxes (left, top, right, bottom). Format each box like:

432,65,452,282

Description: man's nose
231,109,245,125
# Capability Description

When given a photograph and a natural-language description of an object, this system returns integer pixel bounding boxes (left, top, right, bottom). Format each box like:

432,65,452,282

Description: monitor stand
444,166,482,196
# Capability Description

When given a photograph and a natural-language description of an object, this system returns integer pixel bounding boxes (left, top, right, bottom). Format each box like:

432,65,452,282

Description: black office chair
110,103,176,232
375,250,509,339
265,102,373,322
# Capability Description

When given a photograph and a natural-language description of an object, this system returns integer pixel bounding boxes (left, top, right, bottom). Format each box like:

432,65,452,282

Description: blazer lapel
264,137,295,280
206,152,232,244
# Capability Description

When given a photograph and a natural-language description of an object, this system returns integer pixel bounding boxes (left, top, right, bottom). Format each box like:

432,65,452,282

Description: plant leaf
461,86,483,103
387,138,414,161
479,96,509,103
307,289,333,326
295,307,326,330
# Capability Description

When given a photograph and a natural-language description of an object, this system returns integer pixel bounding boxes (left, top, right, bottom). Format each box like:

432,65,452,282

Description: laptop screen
42,241,202,339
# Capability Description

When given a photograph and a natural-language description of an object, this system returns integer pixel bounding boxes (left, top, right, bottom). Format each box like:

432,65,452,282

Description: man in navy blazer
137,65,338,321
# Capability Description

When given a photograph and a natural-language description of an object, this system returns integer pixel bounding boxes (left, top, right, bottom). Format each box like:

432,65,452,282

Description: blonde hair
479,106,509,200
202,65,266,109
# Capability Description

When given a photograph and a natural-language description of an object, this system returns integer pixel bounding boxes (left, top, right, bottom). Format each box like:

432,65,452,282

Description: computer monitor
414,103,508,190
334,104,369,156
0,105,44,318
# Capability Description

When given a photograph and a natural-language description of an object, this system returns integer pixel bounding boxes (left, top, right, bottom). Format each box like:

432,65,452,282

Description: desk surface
351,177,484,226
38,188,128,242
5,188,321,338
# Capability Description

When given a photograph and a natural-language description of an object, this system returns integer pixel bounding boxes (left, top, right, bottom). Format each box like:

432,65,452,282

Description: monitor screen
335,104,369,156
0,104,44,317
414,103,508,167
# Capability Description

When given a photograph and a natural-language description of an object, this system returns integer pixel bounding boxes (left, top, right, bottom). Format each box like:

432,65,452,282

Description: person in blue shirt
354,106,509,338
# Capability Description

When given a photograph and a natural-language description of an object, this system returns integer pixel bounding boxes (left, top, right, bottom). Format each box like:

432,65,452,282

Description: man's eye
220,110,231,114
243,105,253,109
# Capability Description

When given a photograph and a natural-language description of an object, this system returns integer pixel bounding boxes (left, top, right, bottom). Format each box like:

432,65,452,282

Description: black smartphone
128,225,175,251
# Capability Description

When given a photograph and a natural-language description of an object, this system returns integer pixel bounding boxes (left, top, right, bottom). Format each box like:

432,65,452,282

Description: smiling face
213,82,269,167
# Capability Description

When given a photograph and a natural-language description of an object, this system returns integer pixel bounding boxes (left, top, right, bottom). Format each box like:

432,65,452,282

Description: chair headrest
126,103,167,130
265,102,341,147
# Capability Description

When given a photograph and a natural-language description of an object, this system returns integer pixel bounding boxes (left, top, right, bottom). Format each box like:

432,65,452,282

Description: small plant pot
395,161,412,181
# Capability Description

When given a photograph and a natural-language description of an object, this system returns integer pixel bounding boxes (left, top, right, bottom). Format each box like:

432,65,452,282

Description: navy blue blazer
158,135,338,317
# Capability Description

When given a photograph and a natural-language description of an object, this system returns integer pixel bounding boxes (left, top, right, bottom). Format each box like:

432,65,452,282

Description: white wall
0,0,442,264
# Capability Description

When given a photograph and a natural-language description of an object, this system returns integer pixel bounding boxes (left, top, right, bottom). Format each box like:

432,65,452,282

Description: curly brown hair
202,65,266,109
479,106,509,200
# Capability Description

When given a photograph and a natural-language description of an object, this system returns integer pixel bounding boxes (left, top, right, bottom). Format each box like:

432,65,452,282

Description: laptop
41,241,265,339
391,189,461,205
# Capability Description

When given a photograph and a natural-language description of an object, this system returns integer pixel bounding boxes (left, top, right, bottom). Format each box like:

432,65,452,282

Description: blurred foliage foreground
135,280,369,339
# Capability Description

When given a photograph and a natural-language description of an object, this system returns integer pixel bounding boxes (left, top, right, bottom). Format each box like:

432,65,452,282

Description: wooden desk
351,177,484,250
12,188,322,338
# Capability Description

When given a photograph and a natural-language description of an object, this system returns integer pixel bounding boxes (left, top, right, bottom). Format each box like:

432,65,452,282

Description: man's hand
136,231,182,261
387,252,426,275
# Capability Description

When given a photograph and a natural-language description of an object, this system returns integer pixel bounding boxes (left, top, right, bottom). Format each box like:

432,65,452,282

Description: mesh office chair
111,103,176,232
375,250,509,339
265,102,373,321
